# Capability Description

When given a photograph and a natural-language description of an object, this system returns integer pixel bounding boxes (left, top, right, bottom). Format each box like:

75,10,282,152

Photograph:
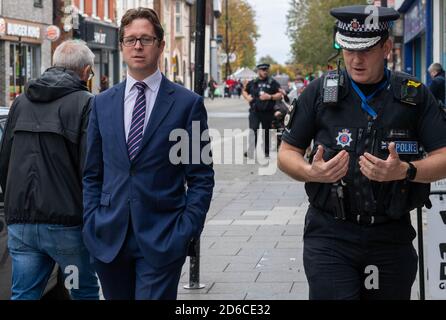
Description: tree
286,0,310,39
258,55,278,66
286,0,364,70
218,0,259,78
270,64,296,80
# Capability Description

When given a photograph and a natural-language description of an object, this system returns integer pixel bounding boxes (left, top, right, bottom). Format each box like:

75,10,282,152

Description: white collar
125,69,162,96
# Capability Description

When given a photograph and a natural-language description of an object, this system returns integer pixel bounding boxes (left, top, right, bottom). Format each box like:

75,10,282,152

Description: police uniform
245,63,281,157
282,6,446,300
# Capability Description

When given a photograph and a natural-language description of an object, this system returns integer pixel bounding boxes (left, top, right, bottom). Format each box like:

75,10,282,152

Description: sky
246,0,291,65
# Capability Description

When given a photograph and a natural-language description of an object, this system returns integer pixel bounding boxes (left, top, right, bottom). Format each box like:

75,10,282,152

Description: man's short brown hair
119,7,164,45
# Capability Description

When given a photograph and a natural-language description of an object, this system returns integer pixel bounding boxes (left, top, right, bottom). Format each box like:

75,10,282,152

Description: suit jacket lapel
133,75,175,160
111,80,130,163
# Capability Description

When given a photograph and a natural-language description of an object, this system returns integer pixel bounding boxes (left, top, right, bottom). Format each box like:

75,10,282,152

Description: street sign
427,195,446,299
220,53,236,63
46,25,61,42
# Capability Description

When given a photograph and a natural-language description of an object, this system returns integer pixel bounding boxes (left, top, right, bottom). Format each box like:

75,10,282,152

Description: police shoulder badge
336,129,353,148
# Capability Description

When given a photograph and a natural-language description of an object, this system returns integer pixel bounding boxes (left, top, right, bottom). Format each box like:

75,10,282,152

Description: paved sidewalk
178,98,309,300
178,162,428,300
178,164,310,300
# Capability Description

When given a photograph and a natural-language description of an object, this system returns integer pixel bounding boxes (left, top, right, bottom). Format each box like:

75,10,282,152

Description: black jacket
429,71,445,105
0,67,93,226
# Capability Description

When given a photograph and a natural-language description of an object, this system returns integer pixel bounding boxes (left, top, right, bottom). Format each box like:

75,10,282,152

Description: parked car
0,107,69,300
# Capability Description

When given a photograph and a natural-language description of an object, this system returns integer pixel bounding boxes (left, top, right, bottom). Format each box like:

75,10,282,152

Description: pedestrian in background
428,62,445,107
242,63,283,158
0,40,100,300
288,75,306,103
235,79,243,98
100,75,109,92
208,77,218,100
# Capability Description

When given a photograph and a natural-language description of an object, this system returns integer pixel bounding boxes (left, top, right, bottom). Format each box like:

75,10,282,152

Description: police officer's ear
381,38,393,59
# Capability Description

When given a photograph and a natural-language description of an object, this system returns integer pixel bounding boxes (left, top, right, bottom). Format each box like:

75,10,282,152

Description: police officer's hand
306,145,350,183
359,142,408,182
259,93,272,101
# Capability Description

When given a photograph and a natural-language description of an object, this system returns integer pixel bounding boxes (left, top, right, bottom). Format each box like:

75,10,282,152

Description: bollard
184,238,205,290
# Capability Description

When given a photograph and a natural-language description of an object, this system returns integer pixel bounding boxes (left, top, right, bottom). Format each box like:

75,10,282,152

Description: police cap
256,63,270,70
331,5,400,51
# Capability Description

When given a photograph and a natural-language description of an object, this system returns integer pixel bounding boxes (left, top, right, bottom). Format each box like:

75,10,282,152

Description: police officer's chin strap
349,68,391,120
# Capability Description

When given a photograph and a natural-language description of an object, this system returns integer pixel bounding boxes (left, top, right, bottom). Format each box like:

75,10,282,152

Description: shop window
9,43,40,101
92,0,98,17
175,1,182,35
33,0,42,8
104,0,109,20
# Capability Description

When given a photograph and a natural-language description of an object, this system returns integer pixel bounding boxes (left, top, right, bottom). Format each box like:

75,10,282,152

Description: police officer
278,5,446,300
243,63,282,158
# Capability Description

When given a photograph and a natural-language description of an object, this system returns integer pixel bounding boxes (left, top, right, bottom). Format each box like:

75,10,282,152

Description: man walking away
428,63,445,107
0,40,100,300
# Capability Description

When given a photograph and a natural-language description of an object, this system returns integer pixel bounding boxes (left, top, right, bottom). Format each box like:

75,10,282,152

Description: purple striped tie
127,81,148,161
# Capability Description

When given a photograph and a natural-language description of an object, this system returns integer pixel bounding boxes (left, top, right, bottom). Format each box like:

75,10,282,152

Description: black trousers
303,207,418,300
248,111,275,156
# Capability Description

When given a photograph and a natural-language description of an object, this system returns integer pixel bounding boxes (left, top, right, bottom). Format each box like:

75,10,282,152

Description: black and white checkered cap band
337,20,392,33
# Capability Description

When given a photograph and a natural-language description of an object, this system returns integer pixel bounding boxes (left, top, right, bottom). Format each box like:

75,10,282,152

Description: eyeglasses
122,36,158,47
88,69,95,81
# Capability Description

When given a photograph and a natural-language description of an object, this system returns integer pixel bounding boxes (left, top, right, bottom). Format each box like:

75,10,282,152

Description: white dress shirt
124,69,162,141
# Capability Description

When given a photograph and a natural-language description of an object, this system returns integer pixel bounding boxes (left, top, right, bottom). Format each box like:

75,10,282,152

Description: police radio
323,59,343,105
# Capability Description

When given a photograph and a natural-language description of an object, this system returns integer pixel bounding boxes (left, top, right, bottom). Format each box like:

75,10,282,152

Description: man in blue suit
82,7,214,300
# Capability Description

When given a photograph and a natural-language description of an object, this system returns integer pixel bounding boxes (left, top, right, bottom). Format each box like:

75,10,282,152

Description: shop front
0,17,46,105
399,0,433,83
441,0,446,67
77,17,119,94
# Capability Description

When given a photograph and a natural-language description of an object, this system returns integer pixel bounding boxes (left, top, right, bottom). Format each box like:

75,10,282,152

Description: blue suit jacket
82,76,214,268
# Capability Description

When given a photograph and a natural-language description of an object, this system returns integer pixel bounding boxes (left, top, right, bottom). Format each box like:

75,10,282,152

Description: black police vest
306,70,431,220
249,77,277,112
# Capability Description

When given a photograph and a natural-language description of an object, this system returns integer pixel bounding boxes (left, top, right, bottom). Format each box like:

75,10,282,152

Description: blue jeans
7,224,100,300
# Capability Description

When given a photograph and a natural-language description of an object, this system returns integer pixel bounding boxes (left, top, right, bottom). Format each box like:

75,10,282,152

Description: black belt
343,213,391,226
311,205,391,226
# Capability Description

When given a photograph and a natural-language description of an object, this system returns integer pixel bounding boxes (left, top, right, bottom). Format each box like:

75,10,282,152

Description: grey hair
428,63,444,74
52,40,95,76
